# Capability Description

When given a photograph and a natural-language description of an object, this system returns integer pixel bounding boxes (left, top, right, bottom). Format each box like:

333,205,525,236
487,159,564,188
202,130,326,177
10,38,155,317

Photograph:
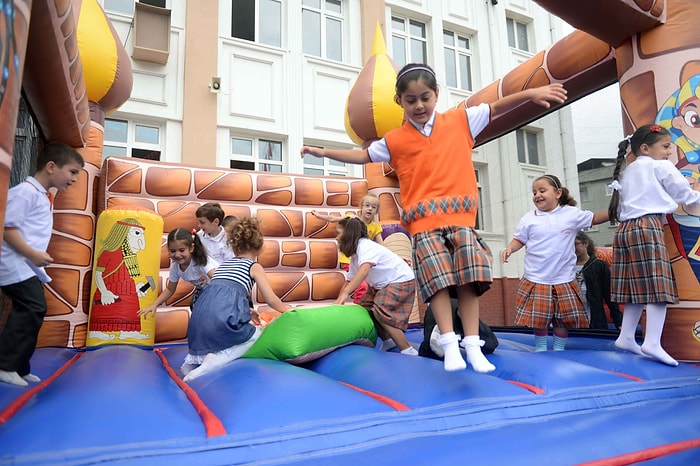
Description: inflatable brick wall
97,157,369,342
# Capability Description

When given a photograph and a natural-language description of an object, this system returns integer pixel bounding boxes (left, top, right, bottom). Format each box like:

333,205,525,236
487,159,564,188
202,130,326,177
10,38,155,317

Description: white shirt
197,227,235,263
368,103,491,163
513,205,594,285
168,256,219,289
618,155,700,221
0,177,53,285
348,238,414,289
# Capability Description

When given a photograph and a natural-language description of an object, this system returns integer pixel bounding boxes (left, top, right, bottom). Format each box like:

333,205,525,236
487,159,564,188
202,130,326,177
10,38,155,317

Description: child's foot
400,346,418,356
615,336,643,355
22,373,41,383
640,343,679,366
184,327,262,382
462,336,496,373
0,370,28,387
180,363,197,376
438,332,466,371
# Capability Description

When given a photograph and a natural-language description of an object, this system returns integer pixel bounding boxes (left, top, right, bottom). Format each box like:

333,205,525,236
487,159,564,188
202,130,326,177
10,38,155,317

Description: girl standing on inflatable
301,63,567,372
608,124,700,366
139,228,218,318
335,216,417,355
182,217,291,381
502,175,608,351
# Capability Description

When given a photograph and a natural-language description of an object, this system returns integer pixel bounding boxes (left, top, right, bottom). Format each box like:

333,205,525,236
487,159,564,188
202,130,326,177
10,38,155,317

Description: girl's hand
501,248,512,263
300,146,323,159
334,292,350,305
531,83,568,109
138,305,157,318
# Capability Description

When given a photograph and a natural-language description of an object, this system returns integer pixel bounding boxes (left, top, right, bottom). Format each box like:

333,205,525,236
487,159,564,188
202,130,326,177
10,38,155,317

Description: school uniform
0,177,53,376
197,227,234,263
168,256,218,308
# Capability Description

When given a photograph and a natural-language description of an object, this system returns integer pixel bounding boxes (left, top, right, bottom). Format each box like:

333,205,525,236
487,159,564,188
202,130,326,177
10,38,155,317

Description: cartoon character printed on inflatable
88,218,151,341
655,74,700,284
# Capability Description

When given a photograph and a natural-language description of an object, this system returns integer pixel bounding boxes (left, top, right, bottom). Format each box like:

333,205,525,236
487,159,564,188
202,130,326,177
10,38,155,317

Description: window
443,30,473,91
516,129,539,165
580,185,589,202
506,18,529,52
474,169,483,230
105,0,166,15
302,0,343,61
302,147,347,176
231,0,282,47
103,119,161,161
231,137,284,172
391,16,427,69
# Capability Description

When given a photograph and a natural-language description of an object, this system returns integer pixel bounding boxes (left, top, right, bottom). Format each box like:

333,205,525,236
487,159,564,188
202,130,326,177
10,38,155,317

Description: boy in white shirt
196,203,235,263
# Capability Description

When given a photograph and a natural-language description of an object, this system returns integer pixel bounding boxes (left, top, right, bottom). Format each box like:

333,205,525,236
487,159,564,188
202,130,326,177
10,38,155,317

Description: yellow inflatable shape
87,209,164,347
77,0,118,103
344,23,404,147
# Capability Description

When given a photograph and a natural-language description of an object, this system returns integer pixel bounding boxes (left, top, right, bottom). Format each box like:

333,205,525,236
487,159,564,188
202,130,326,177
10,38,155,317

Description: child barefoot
182,217,291,381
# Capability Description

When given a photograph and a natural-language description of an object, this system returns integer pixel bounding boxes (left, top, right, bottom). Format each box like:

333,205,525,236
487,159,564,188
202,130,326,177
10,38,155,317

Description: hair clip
191,228,197,236
650,125,661,133
608,180,622,192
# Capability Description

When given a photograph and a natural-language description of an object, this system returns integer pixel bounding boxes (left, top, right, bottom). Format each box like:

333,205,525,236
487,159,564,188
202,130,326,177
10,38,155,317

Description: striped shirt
210,257,254,293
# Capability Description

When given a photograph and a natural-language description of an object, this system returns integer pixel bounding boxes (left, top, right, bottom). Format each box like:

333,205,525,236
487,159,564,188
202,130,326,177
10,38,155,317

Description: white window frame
390,15,427,69
474,168,484,230
302,0,344,62
231,0,282,47
103,118,162,162
506,17,530,52
301,145,348,177
230,136,285,172
443,29,473,92
103,0,166,16
516,129,540,166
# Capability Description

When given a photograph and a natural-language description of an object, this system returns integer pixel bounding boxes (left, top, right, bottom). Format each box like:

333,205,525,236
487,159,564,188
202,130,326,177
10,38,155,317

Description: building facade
100,0,579,323
577,158,618,248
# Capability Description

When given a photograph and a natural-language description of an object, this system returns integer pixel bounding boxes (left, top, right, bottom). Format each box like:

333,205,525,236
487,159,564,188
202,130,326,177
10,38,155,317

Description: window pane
232,0,255,41
410,38,426,64
304,153,324,166
443,30,454,46
516,22,529,51
260,164,282,172
104,0,133,15
103,145,127,159
105,119,128,143
506,18,515,48
459,54,472,91
458,36,469,49
135,125,159,144
526,132,538,165
302,10,321,56
329,158,344,167
132,148,161,161
326,17,342,61
444,49,457,87
303,0,320,7
392,36,406,68
391,16,405,32
516,130,526,163
580,186,589,202
326,0,341,14
304,167,325,176
232,138,253,156
230,160,255,170
409,20,425,38
259,140,282,161
260,0,281,46
141,0,166,7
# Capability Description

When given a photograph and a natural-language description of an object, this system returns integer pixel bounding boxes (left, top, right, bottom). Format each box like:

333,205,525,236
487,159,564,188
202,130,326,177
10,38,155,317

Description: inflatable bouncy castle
0,1,699,464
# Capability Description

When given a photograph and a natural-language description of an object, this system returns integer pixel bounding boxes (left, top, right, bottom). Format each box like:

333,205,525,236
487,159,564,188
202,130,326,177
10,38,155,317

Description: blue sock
534,333,548,352
553,335,567,351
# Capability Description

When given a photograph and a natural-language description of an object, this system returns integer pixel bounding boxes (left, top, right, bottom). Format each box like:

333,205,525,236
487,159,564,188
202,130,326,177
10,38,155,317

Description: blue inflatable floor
1,331,699,465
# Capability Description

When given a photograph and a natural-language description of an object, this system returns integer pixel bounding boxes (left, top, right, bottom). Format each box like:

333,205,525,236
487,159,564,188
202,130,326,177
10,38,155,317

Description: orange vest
384,108,479,235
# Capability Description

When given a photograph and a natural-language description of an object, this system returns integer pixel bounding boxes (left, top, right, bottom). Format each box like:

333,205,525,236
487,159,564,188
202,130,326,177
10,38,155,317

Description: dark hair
222,215,238,228
608,124,671,222
395,63,438,98
227,217,264,255
535,174,577,206
195,202,225,223
36,142,84,171
575,230,596,257
167,228,209,266
337,216,368,257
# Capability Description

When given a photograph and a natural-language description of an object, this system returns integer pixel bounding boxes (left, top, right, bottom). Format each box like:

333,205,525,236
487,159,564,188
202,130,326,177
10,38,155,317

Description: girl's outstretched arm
501,239,525,263
139,280,178,317
491,83,568,119
592,210,609,225
336,262,371,304
250,263,291,313
300,146,370,164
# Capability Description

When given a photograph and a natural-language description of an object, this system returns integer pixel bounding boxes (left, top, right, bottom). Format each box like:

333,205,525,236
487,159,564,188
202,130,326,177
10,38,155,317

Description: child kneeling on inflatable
182,217,290,382
335,217,418,355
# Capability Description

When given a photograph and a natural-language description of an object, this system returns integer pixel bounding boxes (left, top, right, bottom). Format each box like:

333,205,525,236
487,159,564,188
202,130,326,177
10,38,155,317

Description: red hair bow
650,125,661,133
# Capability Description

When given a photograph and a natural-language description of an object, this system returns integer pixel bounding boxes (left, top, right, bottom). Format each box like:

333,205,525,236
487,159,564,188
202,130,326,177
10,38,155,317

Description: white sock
437,332,466,371
180,363,197,376
615,303,643,355
184,327,262,382
400,346,418,356
641,303,678,366
0,370,28,387
461,335,495,373
22,373,41,383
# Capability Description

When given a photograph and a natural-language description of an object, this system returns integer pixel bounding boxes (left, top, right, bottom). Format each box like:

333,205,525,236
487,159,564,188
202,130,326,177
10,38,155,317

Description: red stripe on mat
608,371,645,382
0,352,83,424
340,381,410,411
506,380,546,395
154,348,227,437
577,437,700,466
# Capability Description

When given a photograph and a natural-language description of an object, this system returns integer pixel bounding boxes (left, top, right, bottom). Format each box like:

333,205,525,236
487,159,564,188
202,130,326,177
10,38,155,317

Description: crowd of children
3,68,699,387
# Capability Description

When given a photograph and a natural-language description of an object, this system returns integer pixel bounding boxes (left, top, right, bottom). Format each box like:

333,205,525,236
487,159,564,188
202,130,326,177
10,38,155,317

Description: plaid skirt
513,278,589,329
412,226,492,302
358,279,416,331
611,215,678,304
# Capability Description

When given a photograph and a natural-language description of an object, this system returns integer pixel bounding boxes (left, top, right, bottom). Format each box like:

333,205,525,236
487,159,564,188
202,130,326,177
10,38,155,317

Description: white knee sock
615,303,643,355
641,303,678,366
185,327,263,382
438,332,466,371
461,335,495,373
400,346,418,356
